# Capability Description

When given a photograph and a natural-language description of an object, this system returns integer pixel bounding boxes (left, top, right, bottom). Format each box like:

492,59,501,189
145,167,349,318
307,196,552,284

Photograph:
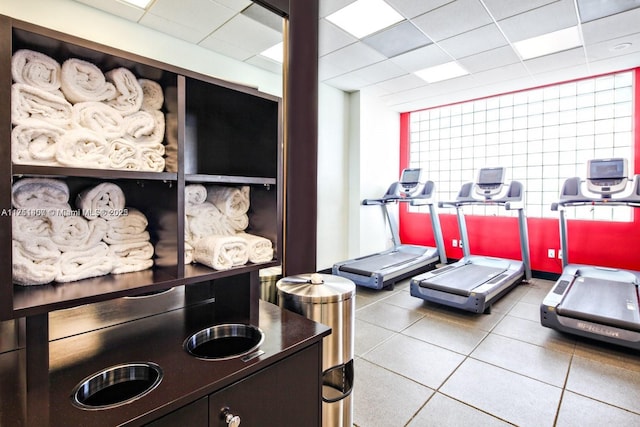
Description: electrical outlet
558,250,563,259
452,239,458,247
547,248,555,258
459,240,463,248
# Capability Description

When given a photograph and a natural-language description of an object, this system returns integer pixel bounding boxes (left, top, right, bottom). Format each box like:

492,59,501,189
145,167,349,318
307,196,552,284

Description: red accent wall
399,68,640,275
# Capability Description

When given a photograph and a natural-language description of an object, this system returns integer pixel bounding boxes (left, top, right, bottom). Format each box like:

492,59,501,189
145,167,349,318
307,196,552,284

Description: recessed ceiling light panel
260,42,283,63
415,61,469,83
513,26,582,60
326,0,404,39
119,0,153,9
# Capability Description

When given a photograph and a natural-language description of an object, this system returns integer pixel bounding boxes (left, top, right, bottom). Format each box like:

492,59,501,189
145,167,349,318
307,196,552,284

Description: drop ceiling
75,0,640,112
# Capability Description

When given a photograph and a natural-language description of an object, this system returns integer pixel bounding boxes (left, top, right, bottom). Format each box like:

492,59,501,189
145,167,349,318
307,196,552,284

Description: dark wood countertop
0,300,330,426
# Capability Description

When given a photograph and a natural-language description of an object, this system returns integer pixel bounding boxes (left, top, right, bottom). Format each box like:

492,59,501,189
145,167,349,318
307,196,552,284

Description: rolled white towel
12,178,70,209
60,58,116,103
185,184,207,208
107,137,139,170
50,216,108,252
206,185,250,218
11,83,72,128
194,235,249,271
226,214,249,232
138,146,165,172
237,233,274,264
109,241,154,274
103,208,150,244
187,202,235,239
12,214,55,239
123,109,165,145
71,101,124,139
105,67,143,115
12,238,61,286
12,49,61,92
11,119,65,165
138,79,164,111
76,182,126,221
56,242,113,283
55,128,111,169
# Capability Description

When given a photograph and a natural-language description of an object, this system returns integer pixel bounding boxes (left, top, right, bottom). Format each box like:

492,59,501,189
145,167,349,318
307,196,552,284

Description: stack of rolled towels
11,178,154,286
11,49,166,171
185,184,274,270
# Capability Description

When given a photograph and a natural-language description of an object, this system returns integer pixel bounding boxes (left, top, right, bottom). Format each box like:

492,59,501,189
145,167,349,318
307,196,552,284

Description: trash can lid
276,273,355,303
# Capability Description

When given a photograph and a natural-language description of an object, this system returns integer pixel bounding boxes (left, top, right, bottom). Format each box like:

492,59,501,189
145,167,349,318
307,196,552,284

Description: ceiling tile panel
212,0,252,12
457,46,521,74
385,0,454,19
411,0,493,41
585,31,640,62
138,13,207,44
581,7,640,45
319,19,358,56
481,0,558,20
319,42,387,79
73,0,145,21
438,23,507,59
144,0,237,40
576,0,640,23
389,43,452,72
362,21,432,58
523,47,587,74
349,60,408,85
369,73,428,96
497,0,578,42
199,14,282,57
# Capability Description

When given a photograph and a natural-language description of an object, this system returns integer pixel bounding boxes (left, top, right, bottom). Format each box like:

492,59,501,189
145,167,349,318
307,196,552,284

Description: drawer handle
221,407,241,427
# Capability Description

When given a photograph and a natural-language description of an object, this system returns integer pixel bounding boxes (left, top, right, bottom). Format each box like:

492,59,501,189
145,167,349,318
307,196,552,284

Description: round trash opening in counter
71,362,163,410
184,323,265,360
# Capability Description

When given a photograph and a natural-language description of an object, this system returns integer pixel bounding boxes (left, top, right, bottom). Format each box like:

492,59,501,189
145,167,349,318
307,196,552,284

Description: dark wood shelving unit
1,14,283,321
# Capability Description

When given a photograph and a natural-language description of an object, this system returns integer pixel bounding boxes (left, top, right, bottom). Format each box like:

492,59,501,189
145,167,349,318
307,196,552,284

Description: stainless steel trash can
277,273,355,427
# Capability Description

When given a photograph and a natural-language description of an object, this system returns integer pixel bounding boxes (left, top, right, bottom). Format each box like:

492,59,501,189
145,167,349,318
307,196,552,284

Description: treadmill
410,167,532,313
332,168,447,290
540,158,640,350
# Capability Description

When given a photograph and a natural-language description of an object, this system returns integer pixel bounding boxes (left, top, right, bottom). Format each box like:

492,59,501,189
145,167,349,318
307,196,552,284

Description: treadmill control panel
475,167,505,198
398,168,423,196
587,158,628,196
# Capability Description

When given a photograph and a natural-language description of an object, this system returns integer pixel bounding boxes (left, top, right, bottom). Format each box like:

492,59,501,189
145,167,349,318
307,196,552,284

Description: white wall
0,0,283,96
354,89,400,257
316,83,350,270
316,88,400,270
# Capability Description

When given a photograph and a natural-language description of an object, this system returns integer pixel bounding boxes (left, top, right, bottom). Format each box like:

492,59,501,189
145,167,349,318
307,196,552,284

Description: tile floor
351,278,640,427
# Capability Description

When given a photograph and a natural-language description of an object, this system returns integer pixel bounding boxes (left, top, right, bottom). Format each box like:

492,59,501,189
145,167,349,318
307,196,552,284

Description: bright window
408,71,634,221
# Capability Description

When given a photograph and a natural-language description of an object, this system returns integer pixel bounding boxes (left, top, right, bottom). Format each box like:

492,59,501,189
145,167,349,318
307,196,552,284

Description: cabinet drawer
209,343,322,427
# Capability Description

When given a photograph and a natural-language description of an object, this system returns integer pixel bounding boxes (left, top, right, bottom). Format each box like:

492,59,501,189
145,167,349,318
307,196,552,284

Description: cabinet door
146,397,208,427
209,344,322,427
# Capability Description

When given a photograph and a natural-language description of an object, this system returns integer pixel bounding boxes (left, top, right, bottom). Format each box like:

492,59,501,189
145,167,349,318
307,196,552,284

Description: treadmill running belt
557,277,640,332
419,264,507,297
338,251,422,277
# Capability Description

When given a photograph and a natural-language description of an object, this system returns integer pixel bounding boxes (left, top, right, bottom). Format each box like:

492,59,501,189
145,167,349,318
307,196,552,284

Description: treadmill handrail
438,181,525,210
363,180,438,206
552,175,640,210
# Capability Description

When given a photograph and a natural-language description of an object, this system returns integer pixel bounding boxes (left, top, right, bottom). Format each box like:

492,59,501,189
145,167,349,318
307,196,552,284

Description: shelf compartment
13,267,180,317
184,77,281,178
13,165,178,181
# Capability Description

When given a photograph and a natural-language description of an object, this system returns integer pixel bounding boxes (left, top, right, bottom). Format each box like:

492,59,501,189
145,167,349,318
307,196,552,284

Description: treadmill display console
399,168,423,195
476,167,505,197
587,158,628,196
